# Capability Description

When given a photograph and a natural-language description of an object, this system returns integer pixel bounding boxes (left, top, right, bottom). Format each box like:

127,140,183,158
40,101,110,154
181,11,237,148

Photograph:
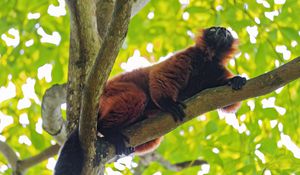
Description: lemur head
203,27,234,51
195,26,238,62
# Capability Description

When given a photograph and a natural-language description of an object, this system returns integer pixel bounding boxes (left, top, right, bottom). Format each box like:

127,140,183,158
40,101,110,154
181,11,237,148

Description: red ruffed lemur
55,26,246,175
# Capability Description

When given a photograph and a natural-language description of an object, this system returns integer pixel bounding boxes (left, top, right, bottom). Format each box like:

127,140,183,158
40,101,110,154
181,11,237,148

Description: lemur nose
215,27,228,37
215,27,223,37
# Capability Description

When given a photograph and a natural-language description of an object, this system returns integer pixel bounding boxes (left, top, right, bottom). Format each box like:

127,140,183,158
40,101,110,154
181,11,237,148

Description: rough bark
65,0,102,133
65,0,84,132
79,0,133,173
95,0,115,41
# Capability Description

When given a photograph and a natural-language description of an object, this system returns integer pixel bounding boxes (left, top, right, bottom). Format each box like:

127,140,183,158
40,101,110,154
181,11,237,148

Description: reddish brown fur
98,27,242,154
135,137,163,155
222,102,241,113
99,82,147,128
149,55,192,105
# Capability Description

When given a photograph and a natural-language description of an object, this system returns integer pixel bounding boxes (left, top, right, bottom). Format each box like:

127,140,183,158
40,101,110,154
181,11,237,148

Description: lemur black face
203,27,234,51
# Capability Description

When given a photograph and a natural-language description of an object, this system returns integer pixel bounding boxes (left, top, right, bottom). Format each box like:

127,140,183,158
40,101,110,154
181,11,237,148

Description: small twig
0,141,18,171
139,152,207,171
174,160,208,170
18,144,60,171
131,0,151,17
0,142,60,174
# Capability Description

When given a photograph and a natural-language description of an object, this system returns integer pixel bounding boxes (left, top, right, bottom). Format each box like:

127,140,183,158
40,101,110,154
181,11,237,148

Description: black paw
158,98,186,122
204,26,234,49
228,76,246,90
101,129,134,155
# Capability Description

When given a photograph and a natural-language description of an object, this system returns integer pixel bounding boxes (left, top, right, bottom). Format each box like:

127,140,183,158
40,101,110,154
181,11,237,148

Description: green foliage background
0,0,300,174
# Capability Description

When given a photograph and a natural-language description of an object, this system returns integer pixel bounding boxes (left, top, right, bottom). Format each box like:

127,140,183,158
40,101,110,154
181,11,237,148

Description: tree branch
75,0,100,74
92,57,300,164
95,0,151,41
79,0,133,174
138,152,207,171
65,0,85,132
17,144,60,172
95,0,115,42
0,141,18,171
173,160,208,170
41,84,67,144
123,57,300,147
65,0,101,133
0,141,60,174
131,0,151,17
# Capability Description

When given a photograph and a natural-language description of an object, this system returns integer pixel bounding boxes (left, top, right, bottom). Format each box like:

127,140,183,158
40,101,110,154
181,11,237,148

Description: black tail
54,129,84,175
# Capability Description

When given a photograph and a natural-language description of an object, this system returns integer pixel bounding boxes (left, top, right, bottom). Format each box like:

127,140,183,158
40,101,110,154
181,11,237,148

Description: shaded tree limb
0,142,60,175
95,0,115,42
79,0,133,174
65,0,86,132
75,0,100,75
138,152,207,172
65,0,101,133
17,144,60,172
95,0,151,45
174,160,208,170
0,141,18,172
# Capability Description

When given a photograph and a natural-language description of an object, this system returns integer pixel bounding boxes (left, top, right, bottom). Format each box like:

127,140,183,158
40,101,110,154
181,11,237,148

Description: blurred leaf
280,27,299,41
260,138,277,155
205,120,218,136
